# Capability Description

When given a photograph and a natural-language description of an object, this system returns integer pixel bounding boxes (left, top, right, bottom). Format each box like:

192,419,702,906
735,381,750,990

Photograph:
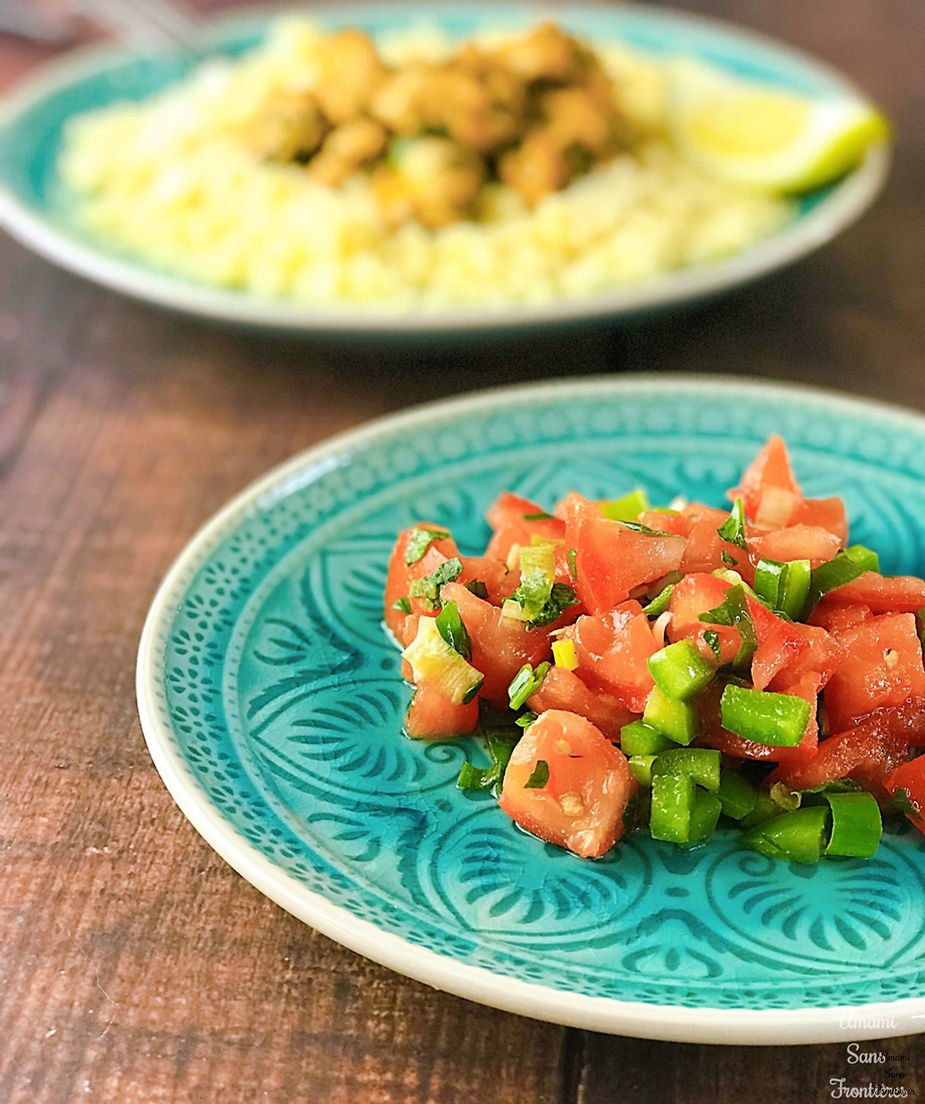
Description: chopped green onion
648,639,716,701
392,596,412,614
719,684,811,747
404,527,450,565
515,711,538,729
509,538,579,627
754,557,811,620
620,720,674,757
409,557,463,609
845,544,880,573
699,585,757,668
642,581,676,618
508,662,551,711
650,772,696,843
823,791,882,858
525,760,550,789
683,790,723,847
464,579,489,600
643,687,699,746
741,806,829,864
523,511,555,521
717,498,748,550
703,630,722,662
717,771,757,821
600,489,650,522
803,546,879,615
769,781,802,811
741,787,797,829
402,616,484,705
434,599,471,659
652,747,721,792
629,754,658,786
552,639,579,670
456,730,519,793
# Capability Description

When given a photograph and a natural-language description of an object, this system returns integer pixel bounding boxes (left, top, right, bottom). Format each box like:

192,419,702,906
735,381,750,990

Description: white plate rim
137,374,925,1044
0,1,891,334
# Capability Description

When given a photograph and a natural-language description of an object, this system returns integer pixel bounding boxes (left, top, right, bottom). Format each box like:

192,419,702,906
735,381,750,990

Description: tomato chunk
528,662,637,739
560,603,659,712
748,524,841,568
824,613,925,732
384,525,460,637
884,758,925,832
729,435,801,524
826,572,925,613
485,492,566,563
499,710,635,858
404,682,479,740
440,582,550,704
667,573,739,666
564,494,686,616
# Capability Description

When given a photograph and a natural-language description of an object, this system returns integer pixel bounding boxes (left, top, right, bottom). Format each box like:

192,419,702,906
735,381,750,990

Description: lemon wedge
667,62,889,192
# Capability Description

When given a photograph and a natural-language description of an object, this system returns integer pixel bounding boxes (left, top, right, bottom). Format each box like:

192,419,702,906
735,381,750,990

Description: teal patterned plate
137,377,925,1043
0,3,889,335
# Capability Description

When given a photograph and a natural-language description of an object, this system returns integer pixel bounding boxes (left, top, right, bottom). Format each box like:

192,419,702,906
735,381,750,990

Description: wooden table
1,2,923,1101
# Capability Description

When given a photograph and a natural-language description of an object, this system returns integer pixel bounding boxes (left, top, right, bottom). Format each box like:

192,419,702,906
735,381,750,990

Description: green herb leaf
435,600,471,659
508,661,551,710
404,527,451,566
464,579,489,600
523,511,555,521
721,551,736,567
392,596,412,614
717,498,748,550
703,630,722,661
524,760,550,789
699,584,756,669
456,729,519,793
618,520,672,536
642,581,676,617
892,787,921,820
408,557,463,609
567,548,578,581
515,711,538,728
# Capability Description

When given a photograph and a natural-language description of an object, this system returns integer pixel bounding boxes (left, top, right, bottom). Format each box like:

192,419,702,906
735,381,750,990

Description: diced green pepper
650,772,696,843
720,684,811,747
651,747,721,793
717,771,757,821
620,720,675,757
648,639,716,701
629,754,658,787
643,686,699,746
683,790,723,846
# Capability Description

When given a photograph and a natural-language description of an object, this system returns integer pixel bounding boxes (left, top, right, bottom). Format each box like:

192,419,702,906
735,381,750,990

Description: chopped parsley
404,527,450,566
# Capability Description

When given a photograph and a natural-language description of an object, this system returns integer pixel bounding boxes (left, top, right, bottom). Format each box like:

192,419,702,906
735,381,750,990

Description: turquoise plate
137,377,925,1044
0,3,890,335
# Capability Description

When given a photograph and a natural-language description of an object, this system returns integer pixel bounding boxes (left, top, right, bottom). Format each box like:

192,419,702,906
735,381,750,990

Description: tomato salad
383,437,925,863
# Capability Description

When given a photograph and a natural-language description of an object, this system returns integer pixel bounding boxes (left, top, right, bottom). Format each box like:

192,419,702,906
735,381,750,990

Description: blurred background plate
0,2,889,336
137,376,925,1044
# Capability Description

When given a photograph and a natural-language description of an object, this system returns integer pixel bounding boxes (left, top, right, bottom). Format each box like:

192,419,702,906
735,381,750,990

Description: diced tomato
560,602,659,712
384,525,460,637
746,594,810,691
884,757,925,832
458,555,513,607
824,613,925,732
825,572,925,614
564,493,686,616
499,710,635,858
527,666,636,741
771,697,925,790
729,435,802,523
678,504,750,576
769,622,842,691
639,509,689,537
485,492,566,563
748,524,841,567
810,601,874,634
440,581,550,704
790,497,848,544
404,681,479,740
667,573,739,666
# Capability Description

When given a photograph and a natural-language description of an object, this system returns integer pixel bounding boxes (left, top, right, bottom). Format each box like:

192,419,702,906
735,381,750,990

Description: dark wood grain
1,2,923,1102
